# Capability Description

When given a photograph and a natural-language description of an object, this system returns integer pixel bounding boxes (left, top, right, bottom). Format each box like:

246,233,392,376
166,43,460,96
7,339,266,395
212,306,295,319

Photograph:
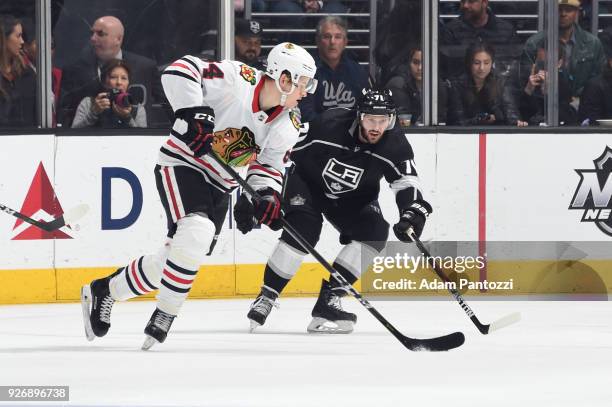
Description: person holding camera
447,41,525,126
519,44,577,126
72,59,146,128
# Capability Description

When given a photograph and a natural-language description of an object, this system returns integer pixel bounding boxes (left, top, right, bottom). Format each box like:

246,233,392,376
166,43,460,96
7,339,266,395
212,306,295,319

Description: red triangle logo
11,162,72,240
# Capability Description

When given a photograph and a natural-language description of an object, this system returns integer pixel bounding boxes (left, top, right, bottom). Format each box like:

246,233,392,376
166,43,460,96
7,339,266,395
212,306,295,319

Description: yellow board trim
1,260,611,304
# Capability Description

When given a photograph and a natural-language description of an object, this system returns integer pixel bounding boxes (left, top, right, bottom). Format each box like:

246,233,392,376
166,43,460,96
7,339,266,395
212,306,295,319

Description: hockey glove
393,201,432,242
234,193,255,234
173,107,215,157
252,188,283,231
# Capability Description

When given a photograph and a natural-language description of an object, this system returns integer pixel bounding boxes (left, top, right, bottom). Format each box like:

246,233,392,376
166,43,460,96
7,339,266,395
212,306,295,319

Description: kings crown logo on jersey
240,64,257,85
212,127,260,167
322,158,364,194
569,146,612,237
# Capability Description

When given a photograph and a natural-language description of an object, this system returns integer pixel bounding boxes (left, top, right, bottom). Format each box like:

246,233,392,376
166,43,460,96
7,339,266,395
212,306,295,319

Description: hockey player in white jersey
80,42,317,350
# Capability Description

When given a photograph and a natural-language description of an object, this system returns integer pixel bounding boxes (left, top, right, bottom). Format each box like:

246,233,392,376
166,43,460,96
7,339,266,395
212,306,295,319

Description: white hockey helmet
266,42,318,95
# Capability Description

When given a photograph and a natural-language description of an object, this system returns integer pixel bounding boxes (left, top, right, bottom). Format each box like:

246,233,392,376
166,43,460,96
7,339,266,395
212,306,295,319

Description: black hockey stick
0,202,90,232
409,232,521,334
209,154,465,351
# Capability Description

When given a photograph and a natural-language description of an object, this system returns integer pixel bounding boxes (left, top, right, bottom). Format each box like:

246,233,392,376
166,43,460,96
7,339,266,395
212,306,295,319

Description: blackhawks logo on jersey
289,110,301,130
240,64,257,85
212,127,260,167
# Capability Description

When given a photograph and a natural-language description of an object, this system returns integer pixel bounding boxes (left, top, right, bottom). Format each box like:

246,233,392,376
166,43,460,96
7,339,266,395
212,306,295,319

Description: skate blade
248,320,261,333
80,285,96,342
307,317,354,334
141,335,158,351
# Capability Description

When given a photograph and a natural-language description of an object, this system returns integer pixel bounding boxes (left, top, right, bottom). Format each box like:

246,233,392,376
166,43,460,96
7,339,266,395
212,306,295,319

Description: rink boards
0,132,611,304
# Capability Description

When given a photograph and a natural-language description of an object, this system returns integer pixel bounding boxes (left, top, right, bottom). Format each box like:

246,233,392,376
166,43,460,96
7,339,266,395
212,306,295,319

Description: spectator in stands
0,14,36,127
298,16,368,122
519,44,577,126
72,59,146,128
235,18,265,70
60,15,163,127
384,45,422,125
448,42,525,126
440,0,520,79
522,0,605,100
579,32,612,125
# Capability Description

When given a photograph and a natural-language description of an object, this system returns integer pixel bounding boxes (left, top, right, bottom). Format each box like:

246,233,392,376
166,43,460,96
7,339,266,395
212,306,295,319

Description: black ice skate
247,286,279,332
81,277,115,341
141,308,176,350
307,279,357,334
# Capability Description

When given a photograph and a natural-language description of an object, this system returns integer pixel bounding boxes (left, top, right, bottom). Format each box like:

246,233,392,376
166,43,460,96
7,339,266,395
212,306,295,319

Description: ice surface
0,298,611,407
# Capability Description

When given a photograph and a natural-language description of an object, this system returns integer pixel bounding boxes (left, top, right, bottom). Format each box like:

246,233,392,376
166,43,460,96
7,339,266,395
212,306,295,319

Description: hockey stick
409,232,521,334
0,202,90,232
209,154,465,352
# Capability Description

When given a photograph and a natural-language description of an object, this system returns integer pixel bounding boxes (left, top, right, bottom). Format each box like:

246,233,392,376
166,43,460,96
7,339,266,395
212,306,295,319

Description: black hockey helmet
357,88,397,130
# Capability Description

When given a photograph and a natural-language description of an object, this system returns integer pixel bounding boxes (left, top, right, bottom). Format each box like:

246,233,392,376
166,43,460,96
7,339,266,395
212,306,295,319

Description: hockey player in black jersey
236,88,433,333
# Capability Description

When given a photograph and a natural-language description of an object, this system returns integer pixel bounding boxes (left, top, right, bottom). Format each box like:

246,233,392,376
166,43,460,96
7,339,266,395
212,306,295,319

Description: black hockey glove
173,107,215,157
393,201,432,242
233,188,283,234
234,193,255,234
252,187,283,231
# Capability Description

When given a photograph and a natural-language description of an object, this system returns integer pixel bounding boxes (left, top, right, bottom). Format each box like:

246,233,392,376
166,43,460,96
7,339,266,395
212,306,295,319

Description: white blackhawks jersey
158,56,303,193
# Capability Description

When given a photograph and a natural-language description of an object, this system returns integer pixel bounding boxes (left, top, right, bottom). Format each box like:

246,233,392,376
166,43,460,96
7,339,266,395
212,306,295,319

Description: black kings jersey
290,108,426,209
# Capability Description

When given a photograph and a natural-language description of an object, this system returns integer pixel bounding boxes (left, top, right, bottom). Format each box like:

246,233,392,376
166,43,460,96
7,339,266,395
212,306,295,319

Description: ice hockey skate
81,277,115,341
142,308,176,350
247,286,279,332
307,279,357,334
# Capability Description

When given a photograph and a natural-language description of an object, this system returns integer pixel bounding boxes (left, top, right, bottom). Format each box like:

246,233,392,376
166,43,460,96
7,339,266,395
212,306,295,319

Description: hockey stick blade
487,312,521,333
208,153,466,352
367,307,464,351
43,203,90,231
0,202,89,232
401,331,465,352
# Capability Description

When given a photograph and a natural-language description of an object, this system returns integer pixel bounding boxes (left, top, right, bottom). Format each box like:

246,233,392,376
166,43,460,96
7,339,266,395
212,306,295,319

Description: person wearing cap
235,18,265,71
521,0,606,100
578,31,612,124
